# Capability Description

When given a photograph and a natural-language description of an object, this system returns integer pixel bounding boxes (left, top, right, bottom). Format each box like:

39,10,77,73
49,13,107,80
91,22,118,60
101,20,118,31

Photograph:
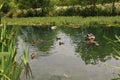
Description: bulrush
2,42,6,46
6,36,10,40
0,24,3,27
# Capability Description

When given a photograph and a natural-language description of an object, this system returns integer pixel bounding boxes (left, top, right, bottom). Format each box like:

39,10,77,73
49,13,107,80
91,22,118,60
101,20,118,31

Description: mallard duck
85,33,95,40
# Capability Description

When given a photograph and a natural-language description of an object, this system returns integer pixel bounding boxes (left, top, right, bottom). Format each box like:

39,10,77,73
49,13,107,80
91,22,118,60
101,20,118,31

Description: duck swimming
51,26,57,30
85,33,95,40
85,33,99,46
31,53,36,59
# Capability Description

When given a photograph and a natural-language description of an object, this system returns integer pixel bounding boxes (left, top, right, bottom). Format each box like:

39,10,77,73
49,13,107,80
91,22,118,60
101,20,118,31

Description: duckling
31,53,36,59
51,26,57,30
59,41,64,45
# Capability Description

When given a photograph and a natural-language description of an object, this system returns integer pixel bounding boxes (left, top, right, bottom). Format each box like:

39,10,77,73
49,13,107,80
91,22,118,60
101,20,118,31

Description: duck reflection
59,41,64,45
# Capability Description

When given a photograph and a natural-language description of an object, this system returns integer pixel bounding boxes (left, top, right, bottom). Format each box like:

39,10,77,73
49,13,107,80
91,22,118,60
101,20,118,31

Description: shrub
4,2,120,17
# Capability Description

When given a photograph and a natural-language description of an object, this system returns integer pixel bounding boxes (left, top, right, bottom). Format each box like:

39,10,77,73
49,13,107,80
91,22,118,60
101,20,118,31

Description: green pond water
17,26,120,80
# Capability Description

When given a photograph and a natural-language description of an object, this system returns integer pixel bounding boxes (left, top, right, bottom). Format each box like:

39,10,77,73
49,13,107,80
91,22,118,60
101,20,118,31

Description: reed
104,35,120,80
0,23,31,80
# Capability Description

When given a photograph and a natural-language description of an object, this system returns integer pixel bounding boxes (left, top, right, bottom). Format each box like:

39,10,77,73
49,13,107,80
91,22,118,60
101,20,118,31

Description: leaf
115,35,120,43
0,52,10,56
0,73,11,80
0,3,3,10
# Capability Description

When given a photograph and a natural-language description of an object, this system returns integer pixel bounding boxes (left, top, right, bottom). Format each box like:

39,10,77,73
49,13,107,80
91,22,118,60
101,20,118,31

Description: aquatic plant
0,3,3,24
0,23,31,80
104,35,120,80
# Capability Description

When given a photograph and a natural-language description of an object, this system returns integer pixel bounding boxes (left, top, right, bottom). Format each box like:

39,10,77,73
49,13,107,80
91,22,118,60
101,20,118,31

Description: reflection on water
17,26,120,80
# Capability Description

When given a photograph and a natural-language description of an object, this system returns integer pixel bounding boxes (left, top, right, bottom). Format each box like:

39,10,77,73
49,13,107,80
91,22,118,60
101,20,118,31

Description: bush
55,2,120,17
4,2,120,17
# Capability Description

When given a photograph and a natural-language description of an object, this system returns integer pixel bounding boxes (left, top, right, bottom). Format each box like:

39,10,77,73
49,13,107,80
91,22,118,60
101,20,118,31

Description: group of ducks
85,33,99,46
51,25,65,45
31,26,62,59
31,37,64,59
31,26,98,59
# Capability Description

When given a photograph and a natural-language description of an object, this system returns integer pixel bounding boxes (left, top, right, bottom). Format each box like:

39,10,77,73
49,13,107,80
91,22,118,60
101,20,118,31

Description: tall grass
0,22,31,79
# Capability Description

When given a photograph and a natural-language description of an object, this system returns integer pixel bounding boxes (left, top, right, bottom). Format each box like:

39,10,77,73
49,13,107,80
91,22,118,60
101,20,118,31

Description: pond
17,26,120,80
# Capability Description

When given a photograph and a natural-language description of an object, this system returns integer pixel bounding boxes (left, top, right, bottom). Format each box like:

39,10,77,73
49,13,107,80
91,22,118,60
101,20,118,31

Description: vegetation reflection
19,26,58,53
62,26,120,65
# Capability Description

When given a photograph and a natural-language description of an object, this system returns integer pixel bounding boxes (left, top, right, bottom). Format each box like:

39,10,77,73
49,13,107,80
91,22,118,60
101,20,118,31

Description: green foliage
104,34,120,80
55,2,120,16
1,0,120,17
0,23,31,80
5,2,120,17
0,3,4,23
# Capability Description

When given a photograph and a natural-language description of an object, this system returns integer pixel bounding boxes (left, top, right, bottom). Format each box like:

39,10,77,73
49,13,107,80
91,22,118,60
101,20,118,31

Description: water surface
17,26,120,80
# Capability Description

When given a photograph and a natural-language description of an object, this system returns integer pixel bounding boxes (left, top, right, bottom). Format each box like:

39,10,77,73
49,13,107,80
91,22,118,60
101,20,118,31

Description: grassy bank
2,16,120,27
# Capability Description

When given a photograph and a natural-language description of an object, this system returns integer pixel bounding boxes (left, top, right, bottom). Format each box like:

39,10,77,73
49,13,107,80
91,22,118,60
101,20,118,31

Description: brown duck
31,53,36,59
